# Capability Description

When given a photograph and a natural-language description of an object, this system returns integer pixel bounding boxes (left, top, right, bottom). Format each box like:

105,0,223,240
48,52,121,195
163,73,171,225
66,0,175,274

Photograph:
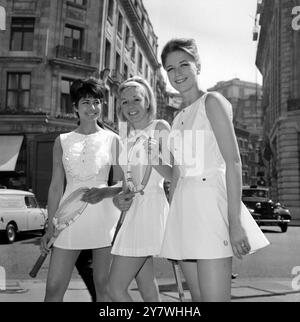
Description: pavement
0,276,299,302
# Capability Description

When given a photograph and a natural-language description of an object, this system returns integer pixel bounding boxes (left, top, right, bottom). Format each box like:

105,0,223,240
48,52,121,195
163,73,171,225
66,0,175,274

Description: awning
0,136,24,171
0,6,6,31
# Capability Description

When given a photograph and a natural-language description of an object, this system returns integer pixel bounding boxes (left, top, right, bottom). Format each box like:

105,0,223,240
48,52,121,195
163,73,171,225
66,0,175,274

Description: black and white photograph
0,0,300,311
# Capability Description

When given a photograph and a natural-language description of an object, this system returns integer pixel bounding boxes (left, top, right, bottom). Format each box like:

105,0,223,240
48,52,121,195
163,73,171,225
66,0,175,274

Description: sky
143,0,262,91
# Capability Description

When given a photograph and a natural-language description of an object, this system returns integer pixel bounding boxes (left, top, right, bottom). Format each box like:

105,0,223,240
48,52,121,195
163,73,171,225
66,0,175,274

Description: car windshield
243,189,268,198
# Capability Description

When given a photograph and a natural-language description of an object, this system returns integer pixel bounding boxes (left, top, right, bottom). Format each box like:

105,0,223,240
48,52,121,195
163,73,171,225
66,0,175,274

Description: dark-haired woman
40,77,123,302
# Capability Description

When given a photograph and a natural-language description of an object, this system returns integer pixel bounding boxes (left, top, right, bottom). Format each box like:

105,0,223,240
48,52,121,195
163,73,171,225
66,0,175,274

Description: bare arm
152,120,173,181
205,92,250,259
40,136,65,252
46,136,65,232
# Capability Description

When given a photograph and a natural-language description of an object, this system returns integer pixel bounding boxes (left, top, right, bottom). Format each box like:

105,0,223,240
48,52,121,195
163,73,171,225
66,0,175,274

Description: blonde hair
117,76,157,123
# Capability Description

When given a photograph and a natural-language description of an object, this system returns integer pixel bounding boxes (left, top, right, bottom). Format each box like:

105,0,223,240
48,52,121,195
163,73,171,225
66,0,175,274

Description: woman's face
165,50,199,94
75,95,102,123
119,85,149,125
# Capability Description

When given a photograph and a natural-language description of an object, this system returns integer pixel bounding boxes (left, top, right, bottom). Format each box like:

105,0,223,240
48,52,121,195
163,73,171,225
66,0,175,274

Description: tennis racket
111,135,152,246
29,187,89,278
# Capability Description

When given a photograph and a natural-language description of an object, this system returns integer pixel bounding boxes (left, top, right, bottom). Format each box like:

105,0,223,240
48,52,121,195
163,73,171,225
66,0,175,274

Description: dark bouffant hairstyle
161,38,201,69
70,77,104,107
70,77,105,128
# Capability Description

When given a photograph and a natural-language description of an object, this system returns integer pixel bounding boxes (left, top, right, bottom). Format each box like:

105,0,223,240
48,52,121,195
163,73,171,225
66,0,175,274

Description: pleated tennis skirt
160,175,270,260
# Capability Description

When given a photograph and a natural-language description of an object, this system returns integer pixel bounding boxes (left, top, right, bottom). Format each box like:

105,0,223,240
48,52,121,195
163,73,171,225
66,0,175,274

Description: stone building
0,0,160,204
255,0,300,219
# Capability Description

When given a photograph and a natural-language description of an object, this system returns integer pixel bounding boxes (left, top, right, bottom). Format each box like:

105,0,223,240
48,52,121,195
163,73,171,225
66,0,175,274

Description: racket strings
126,135,150,193
52,188,88,230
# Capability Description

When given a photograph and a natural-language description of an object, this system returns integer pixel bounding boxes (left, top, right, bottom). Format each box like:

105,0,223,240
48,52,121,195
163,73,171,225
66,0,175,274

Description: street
1,226,300,281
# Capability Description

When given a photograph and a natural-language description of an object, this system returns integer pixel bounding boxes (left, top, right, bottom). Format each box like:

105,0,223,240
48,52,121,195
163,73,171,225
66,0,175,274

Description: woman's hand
113,191,135,212
81,188,108,204
229,222,251,260
40,226,54,255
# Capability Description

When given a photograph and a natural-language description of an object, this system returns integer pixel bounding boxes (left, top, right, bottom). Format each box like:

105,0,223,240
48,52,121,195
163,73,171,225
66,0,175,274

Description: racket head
126,135,152,193
53,187,89,231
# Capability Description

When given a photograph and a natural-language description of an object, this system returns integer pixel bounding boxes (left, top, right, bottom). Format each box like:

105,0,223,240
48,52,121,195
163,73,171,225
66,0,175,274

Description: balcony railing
55,45,91,65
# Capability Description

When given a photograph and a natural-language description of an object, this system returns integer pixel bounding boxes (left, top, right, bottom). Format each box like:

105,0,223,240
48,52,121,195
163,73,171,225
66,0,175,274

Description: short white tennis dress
54,130,120,250
160,93,269,260
111,121,169,257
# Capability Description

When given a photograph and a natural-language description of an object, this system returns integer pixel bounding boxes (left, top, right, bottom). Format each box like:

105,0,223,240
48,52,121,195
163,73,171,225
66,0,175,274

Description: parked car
0,189,48,243
242,186,291,232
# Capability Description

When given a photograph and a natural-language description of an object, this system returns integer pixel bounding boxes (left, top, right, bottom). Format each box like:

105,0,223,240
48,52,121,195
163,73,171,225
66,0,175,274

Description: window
102,89,109,119
123,63,128,80
131,41,136,61
6,73,31,110
104,39,111,69
115,52,121,73
113,96,117,123
144,64,149,80
150,72,154,88
25,196,38,208
138,52,143,72
10,17,35,51
64,25,83,51
68,0,87,5
61,78,74,114
125,26,130,48
117,12,123,37
107,0,114,23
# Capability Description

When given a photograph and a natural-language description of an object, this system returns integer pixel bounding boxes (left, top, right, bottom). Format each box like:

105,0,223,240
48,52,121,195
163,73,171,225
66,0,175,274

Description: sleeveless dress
53,130,120,250
160,93,270,260
111,121,169,257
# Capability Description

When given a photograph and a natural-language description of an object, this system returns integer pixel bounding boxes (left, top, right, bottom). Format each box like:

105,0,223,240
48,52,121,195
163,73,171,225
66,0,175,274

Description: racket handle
29,252,48,278
111,211,126,246
170,260,185,302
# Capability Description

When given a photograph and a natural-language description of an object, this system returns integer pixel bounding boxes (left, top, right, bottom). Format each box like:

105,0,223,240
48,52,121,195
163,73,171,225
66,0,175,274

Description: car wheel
6,224,17,243
279,223,288,233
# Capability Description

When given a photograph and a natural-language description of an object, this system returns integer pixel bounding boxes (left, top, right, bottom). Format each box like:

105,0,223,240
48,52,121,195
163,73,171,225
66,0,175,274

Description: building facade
255,0,300,219
0,0,160,205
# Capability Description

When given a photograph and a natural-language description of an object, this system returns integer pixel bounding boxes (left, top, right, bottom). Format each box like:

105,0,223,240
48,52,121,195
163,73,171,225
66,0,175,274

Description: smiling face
119,85,150,126
165,50,200,94
75,95,102,123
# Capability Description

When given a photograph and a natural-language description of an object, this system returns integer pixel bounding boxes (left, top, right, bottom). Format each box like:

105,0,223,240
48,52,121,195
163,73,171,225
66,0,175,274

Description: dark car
242,186,291,232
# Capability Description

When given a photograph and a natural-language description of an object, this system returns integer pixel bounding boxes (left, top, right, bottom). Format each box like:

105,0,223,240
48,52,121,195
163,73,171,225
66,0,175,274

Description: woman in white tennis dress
41,78,121,302
106,77,170,302
159,38,269,302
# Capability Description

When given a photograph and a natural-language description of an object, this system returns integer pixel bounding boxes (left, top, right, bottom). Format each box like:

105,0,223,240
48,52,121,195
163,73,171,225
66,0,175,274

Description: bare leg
107,255,148,302
179,260,201,301
196,257,232,302
135,257,160,302
44,248,81,302
75,249,96,302
92,246,112,302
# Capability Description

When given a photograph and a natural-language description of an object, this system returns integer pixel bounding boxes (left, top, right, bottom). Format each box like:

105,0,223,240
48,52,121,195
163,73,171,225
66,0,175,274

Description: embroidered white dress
111,121,169,257
160,94,270,260
53,130,120,250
